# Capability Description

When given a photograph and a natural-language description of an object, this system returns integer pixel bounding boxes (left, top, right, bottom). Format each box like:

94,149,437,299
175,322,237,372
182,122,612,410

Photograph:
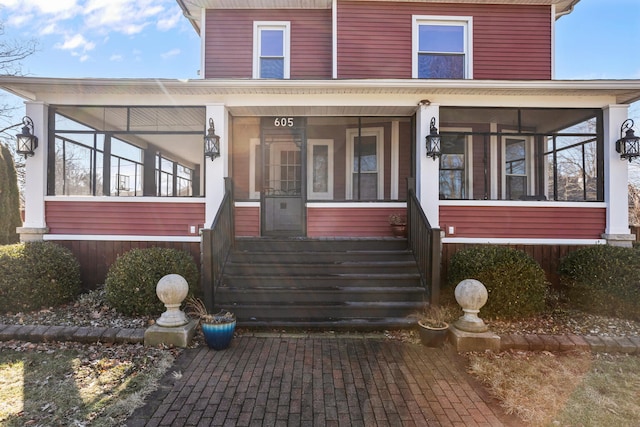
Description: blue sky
0,0,638,110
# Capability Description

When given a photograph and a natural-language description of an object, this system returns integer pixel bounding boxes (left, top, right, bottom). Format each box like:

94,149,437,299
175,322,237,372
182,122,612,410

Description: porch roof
1,76,639,117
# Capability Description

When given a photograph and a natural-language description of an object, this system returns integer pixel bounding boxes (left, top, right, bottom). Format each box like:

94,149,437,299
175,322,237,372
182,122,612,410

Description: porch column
204,104,229,226
416,102,440,227
602,104,635,247
17,101,49,242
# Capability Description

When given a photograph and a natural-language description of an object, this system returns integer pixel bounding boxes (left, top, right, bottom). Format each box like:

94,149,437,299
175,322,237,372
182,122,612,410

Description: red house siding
440,205,606,239
308,207,403,237
46,201,205,236
337,1,551,80
235,206,260,237
204,9,332,79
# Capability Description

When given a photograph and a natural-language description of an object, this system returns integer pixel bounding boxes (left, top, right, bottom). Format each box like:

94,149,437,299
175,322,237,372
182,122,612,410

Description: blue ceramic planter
201,321,236,350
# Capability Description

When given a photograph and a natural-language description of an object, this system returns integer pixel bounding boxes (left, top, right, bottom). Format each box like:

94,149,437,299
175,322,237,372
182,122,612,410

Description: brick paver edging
1,323,639,354
0,323,145,344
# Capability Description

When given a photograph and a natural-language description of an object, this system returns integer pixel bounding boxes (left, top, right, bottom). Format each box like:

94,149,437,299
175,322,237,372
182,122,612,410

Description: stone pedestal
144,273,195,348
17,227,49,242
145,320,198,348
448,326,501,352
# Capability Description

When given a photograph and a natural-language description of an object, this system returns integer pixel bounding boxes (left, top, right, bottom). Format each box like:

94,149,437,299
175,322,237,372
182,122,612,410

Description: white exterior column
416,103,440,227
603,104,635,247
204,104,229,226
17,101,49,241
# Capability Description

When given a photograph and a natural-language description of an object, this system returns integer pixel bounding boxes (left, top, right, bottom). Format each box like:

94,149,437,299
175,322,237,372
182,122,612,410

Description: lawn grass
0,344,174,426
468,351,640,427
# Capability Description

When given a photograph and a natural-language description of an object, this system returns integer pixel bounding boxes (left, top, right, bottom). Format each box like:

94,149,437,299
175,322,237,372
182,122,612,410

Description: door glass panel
312,145,328,193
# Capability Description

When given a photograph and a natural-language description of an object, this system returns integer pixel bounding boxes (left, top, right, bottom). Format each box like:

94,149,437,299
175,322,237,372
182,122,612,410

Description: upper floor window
413,16,472,79
253,22,290,79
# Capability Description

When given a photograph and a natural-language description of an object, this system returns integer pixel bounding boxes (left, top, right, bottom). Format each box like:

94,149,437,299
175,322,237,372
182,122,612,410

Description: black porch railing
407,179,442,306
201,178,234,312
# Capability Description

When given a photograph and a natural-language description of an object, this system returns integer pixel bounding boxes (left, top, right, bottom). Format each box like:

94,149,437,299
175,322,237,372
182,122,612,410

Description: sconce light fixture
204,118,220,161
425,117,441,160
15,116,38,158
616,119,640,162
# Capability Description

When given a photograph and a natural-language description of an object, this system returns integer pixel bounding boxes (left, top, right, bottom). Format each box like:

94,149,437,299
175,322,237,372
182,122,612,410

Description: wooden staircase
214,238,426,330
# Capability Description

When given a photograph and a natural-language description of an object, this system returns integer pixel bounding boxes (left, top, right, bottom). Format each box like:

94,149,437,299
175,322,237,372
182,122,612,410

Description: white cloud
56,33,95,52
161,48,180,60
110,54,123,62
157,10,182,31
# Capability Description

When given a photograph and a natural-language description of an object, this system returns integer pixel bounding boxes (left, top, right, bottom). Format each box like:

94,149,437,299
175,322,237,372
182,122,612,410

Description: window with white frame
346,128,384,200
413,16,472,79
308,139,334,200
253,22,290,79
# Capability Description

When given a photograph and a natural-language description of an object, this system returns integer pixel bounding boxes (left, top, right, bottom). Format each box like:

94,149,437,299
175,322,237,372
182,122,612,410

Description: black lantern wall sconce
15,116,38,158
615,119,640,162
425,117,441,160
204,118,221,161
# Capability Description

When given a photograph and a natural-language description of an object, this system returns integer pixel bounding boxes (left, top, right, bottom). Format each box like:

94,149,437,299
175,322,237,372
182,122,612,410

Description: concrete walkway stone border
1,323,639,354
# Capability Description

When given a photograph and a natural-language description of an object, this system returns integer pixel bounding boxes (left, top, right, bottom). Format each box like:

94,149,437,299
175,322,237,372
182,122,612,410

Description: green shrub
446,246,549,319
0,242,82,313
558,245,640,320
105,247,200,316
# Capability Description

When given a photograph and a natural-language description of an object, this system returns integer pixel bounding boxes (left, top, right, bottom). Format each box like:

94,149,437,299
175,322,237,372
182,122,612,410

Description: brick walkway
128,335,520,427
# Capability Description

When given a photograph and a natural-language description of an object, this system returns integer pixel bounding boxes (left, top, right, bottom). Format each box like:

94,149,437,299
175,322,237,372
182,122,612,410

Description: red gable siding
204,9,332,79
46,200,205,236
440,205,605,239
337,1,551,80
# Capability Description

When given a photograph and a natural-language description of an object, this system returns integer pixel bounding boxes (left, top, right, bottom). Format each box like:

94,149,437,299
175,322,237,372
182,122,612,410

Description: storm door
260,118,306,236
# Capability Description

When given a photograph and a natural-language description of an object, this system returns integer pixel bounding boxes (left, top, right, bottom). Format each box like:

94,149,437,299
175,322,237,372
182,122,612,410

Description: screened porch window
49,106,204,197
439,133,468,199
346,127,384,200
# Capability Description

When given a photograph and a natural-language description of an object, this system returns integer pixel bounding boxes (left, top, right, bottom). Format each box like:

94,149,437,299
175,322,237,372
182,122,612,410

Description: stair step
230,250,414,263
223,274,421,288
224,261,418,276
237,317,419,330
216,287,425,303
234,238,408,252
219,302,424,321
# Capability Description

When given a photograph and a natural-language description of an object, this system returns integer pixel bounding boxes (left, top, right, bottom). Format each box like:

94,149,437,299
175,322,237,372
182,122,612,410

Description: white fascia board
44,196,205,204
439,200,607,209
43,235,202,242
443,238,605,245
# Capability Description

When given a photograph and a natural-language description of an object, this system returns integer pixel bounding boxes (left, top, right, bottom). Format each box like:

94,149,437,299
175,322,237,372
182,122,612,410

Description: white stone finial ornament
454,279,489,333
156,274,190,327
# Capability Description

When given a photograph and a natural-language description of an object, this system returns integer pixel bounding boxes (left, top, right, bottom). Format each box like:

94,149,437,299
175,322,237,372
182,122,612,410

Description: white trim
307,202,406,209
443,237,606,245
44,196,205,204
551,4,556,79
235,201,260,208
501,133,534,199
253,21,291,79
200,8,206,78
43,234,201,242
390,121,399,200
332,0,337,79
412,15,473,79
490,122,498,199
249,138,260,199
439,200,606,208
307,139,334,200
345,127,385,200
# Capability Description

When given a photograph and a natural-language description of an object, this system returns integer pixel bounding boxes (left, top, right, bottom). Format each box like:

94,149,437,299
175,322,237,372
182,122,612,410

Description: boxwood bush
0,242,82,313
105,247,200,316
446,246,549,319
558,244,640,320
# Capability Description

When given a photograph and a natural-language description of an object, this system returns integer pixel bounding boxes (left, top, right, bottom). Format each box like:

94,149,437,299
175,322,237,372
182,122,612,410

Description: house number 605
274,117,294,127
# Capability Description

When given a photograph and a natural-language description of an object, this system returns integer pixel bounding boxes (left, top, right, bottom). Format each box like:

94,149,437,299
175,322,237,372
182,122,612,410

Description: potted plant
413,304,451,348
388,213,407,237
186,296,236,350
